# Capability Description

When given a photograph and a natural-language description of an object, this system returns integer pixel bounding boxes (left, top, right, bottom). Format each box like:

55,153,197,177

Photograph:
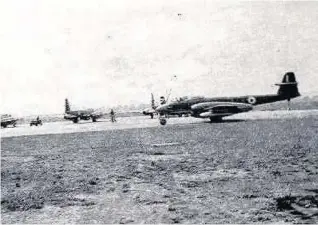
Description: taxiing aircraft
1,114,18,128
156,72,300,125
63,98,106,123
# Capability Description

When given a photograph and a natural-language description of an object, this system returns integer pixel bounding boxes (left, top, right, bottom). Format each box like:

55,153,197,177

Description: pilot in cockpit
160,96,166,105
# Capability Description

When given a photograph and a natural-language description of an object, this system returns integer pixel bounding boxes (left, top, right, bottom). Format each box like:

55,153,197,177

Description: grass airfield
1,110,318,223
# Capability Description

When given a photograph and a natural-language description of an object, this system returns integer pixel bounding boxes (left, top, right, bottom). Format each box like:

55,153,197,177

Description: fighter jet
63,98,106,123
156,72,300,125
1,114,18,128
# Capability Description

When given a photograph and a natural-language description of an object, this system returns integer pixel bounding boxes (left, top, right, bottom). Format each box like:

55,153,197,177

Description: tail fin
275,72,300,99
151,93,156,109
65,98,71,113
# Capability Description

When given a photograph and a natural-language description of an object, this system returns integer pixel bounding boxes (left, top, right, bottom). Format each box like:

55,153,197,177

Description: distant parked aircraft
156,72,300,125
63,98,106,123
1,114,18,128
142,93,157,119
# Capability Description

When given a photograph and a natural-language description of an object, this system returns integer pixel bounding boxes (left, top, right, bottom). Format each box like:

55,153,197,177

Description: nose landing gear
159,117,167,125
159,112,168,126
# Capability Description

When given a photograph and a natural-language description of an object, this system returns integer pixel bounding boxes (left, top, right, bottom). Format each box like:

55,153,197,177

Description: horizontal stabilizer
275,82,298,86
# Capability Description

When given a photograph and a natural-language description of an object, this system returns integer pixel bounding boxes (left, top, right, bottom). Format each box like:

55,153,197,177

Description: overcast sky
1,1,318,116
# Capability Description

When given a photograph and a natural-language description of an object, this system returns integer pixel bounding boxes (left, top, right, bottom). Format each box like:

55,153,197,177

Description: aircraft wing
70,109,105,118
91,108,108,118
64,114,78,120
91,112,107,118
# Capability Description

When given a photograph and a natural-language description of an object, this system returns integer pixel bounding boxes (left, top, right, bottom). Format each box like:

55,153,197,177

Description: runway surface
1,109,318,138
1,115,180,138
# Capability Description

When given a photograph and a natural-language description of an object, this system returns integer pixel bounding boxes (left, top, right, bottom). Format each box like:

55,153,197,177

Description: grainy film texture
1,1,318,224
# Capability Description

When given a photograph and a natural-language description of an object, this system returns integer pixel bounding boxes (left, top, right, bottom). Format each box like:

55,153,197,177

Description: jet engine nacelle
192,102,252,112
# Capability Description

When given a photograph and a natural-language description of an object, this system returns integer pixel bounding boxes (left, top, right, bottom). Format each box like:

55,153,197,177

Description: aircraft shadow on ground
1,126,19,129
68,120,112,125
202,119,246,124
163,118,247,127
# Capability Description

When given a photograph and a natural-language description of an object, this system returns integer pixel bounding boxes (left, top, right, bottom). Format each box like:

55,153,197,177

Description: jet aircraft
63,98,106,123
156,72,300,125
1,114,18,128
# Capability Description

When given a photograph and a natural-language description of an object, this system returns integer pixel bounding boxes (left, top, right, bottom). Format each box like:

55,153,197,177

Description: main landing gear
72,117,79,123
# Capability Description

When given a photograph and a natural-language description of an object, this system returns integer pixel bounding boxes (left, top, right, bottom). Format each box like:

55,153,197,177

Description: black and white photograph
1,0,318,223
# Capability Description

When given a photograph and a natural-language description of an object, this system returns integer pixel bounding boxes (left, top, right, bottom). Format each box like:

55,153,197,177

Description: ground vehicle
30,119,42,126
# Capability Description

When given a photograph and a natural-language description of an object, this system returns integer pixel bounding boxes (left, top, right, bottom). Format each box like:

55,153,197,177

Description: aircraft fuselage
1,115,18,128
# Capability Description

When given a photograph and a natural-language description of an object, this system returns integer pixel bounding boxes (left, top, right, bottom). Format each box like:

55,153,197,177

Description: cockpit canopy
172,96,205,102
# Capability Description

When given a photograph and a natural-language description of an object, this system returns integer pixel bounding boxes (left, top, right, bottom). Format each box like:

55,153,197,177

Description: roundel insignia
247,96,257,104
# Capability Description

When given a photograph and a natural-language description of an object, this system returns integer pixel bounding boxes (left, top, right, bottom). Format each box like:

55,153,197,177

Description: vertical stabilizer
276,72,300,99
65,98,71,113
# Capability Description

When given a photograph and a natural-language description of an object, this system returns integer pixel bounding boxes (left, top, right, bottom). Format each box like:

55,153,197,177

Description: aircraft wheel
73,118,79,123
3,124,7,128
92,118,97,122
159,118,167,126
